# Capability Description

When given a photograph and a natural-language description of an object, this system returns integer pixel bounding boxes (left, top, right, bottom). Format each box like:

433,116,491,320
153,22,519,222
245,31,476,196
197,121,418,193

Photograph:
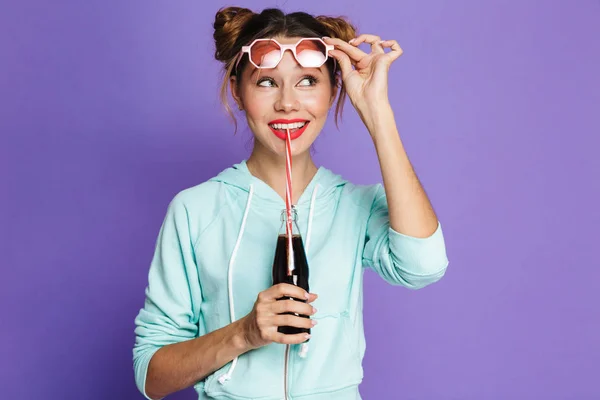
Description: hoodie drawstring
304,183,319,252
298,183,319,359
218,184,254,384
218,183,319,383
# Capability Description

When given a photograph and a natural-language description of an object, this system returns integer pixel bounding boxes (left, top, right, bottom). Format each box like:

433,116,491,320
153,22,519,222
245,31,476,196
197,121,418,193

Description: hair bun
316,15,357,42
213,7,255,62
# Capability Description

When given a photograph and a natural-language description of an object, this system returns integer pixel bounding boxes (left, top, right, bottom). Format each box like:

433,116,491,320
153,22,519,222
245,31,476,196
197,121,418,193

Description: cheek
299,90,333,115
242,91,274,120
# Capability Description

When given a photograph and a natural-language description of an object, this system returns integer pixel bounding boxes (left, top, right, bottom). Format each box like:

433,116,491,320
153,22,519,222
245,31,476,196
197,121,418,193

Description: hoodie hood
209,160,347,208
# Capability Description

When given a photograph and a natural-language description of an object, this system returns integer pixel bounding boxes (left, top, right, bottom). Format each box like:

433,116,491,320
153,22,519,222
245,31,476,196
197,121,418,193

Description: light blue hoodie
133,160,449,400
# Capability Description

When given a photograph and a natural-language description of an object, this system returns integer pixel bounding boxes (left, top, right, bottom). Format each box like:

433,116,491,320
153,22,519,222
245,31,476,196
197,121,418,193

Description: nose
274,87,301,113
274,53,301,113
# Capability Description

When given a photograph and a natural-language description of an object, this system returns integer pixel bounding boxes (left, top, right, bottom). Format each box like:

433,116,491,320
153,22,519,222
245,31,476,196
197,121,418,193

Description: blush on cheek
299,93,332,114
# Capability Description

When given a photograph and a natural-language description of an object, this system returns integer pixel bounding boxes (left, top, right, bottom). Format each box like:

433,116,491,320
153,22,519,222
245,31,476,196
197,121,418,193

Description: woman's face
231,36,337,158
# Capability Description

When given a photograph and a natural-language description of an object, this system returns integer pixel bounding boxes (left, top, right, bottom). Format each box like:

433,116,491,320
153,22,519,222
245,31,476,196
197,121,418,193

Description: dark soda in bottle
272,207,310,335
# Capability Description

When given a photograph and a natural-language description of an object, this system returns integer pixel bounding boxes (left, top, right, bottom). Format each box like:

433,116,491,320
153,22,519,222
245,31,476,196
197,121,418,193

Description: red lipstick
268,119,310,140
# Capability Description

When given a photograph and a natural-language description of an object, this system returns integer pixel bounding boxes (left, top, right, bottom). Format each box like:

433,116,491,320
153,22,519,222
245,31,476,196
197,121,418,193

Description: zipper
284,344,290,400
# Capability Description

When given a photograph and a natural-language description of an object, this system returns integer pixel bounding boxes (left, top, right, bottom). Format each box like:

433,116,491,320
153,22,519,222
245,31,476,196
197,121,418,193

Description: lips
268,119,310,141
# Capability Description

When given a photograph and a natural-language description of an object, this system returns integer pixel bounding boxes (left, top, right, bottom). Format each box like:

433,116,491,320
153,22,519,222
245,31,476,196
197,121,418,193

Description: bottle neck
279,207,299,235
280,207,298,223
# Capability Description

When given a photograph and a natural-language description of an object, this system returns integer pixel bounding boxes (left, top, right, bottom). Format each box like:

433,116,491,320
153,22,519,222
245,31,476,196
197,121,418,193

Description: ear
230,75,243,110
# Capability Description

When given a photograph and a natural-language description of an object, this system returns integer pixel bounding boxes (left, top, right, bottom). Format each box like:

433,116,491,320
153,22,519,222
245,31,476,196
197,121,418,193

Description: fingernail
312,307,317,314
305,292,310,299
349,38,356,43
322,36,330,40
305,333,311,339
312,320,318,326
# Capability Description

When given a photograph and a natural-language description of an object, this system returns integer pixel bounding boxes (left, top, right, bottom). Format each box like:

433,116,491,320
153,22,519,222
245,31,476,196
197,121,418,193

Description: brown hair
213,7,357,133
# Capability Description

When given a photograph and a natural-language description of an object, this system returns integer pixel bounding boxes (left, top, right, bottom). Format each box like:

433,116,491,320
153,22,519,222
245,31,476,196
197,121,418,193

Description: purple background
2,0,599,399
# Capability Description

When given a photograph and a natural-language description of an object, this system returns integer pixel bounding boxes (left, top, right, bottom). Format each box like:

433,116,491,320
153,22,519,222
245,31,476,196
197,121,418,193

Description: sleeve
362,184,449,289
133,195,202,399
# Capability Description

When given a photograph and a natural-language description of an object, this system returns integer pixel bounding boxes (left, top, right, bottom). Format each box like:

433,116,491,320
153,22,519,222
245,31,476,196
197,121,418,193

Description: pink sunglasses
234,38,335,72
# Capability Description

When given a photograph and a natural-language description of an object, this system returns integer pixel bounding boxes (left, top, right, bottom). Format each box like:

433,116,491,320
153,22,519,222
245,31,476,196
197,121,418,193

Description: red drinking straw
285,128,294,276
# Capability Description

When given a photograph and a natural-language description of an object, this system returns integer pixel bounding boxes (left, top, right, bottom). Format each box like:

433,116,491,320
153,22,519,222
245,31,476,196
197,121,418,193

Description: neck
246,145,318,205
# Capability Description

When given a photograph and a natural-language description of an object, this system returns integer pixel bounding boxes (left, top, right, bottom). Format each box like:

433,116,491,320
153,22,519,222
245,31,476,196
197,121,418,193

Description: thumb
329,49,353,81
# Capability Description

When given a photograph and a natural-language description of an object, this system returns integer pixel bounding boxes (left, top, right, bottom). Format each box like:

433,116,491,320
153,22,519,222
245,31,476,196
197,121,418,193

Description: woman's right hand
241,283,318,349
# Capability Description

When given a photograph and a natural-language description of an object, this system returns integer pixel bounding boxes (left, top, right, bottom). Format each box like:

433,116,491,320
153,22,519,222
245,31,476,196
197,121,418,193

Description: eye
257,77,276,87
298,75,318,86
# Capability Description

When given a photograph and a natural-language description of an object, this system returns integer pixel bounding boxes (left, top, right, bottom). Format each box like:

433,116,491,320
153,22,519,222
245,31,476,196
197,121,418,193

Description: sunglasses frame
234,37,335,72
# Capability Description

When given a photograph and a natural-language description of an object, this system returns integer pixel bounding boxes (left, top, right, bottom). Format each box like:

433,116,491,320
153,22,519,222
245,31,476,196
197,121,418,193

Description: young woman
133,6,449,400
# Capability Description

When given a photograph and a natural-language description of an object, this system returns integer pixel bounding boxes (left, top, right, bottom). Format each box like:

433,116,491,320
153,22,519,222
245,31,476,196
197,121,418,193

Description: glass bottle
272,206,311,335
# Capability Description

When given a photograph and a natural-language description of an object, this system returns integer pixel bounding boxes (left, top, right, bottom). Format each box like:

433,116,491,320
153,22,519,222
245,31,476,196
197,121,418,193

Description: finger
350,34,384,54
272,332,311,345
380,39,404,61
273,314,316,330
324,37,367,63
272,299,316,316
267,283,310,302
328,49,354,80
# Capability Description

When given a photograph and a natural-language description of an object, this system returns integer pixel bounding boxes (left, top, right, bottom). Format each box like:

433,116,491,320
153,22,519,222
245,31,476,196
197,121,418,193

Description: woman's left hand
325,35,403,127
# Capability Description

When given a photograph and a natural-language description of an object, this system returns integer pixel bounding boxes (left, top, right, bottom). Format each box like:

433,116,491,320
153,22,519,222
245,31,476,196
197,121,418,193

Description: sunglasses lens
296,39,328,67
249,40,282,68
